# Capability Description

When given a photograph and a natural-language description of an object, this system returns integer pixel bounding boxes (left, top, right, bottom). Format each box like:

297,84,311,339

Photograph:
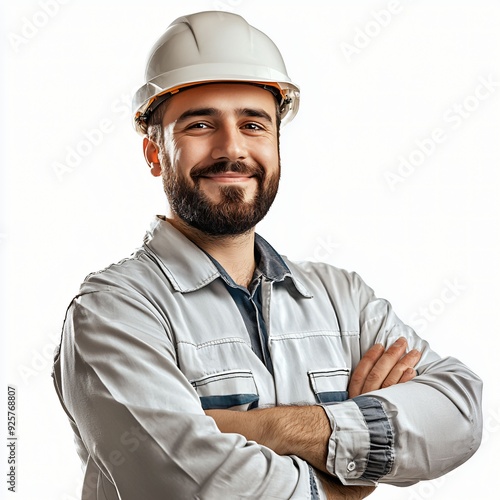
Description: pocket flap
308,368,349,404
191,369,259,410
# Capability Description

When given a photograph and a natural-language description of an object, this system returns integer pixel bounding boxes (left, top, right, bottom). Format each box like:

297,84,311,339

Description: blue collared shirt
205,233,293,378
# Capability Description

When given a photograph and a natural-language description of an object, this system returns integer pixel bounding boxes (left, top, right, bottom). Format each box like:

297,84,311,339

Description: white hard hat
132,11,300,135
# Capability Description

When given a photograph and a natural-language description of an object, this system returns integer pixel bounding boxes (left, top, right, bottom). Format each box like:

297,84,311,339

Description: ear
143,137,162,177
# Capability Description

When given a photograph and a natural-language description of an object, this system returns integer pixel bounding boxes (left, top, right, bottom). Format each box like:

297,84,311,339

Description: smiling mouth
191,160,264,184
201,173,255,183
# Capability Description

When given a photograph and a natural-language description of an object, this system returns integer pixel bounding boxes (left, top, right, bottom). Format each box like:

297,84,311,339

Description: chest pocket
308,368,350,404
190,369,259,410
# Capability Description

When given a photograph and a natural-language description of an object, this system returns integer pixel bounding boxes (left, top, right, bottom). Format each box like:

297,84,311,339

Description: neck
168,216,257,288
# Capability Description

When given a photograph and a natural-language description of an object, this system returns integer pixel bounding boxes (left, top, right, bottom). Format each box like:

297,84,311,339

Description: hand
348,337,421,398
317,470,376,499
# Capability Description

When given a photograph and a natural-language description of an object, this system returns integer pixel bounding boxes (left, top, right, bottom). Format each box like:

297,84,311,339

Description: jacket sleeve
53,288,317,500
320,272,483,486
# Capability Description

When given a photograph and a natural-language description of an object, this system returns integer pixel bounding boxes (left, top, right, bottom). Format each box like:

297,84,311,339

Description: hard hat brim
133,65,300,134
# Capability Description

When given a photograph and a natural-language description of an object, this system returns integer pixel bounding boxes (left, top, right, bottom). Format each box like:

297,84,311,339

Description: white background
2,1,499,499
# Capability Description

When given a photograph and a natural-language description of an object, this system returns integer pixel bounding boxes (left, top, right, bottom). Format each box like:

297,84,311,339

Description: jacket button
347,461,356,472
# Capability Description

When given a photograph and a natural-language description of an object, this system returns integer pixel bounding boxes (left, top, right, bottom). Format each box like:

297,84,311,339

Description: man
53,11,482,500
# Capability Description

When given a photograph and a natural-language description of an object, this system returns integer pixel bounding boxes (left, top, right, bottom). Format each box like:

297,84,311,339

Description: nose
211,124,247,161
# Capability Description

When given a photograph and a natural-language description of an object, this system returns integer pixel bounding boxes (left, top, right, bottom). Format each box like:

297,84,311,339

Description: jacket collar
144,216,312,297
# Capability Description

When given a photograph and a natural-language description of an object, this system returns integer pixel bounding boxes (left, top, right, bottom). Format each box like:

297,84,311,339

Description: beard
161,159,280,236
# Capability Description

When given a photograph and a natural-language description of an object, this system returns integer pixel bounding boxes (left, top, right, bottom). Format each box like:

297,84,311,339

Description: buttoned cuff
320,396,393,485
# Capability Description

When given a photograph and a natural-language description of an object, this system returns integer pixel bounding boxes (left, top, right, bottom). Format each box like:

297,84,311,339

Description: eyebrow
176,107,274,124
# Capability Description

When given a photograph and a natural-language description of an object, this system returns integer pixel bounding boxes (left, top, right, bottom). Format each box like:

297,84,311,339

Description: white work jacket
53,216,482,499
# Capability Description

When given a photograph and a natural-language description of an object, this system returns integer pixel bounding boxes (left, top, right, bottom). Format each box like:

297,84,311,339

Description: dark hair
146,99,169,147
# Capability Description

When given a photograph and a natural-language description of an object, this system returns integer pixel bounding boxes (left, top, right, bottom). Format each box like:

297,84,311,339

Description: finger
399,367,417,384
399,348,422,368
348,343,385,398
360,337,409,394
381,349,422,388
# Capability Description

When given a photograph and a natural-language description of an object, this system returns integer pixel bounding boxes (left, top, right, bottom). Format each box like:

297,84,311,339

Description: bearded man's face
154,83,281,236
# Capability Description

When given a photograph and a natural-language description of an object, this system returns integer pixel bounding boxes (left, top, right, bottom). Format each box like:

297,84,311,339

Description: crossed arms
207,338,422,499
54,274,483,499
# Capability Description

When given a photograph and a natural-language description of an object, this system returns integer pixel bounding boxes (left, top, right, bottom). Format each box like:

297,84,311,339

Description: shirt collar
254,233,291,282
144,216,312,297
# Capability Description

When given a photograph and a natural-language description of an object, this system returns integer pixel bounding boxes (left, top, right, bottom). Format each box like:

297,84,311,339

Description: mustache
191,161,265,179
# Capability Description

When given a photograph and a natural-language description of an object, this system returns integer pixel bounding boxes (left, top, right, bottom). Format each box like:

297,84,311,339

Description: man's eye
243,123,263,131
187,122,210,129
